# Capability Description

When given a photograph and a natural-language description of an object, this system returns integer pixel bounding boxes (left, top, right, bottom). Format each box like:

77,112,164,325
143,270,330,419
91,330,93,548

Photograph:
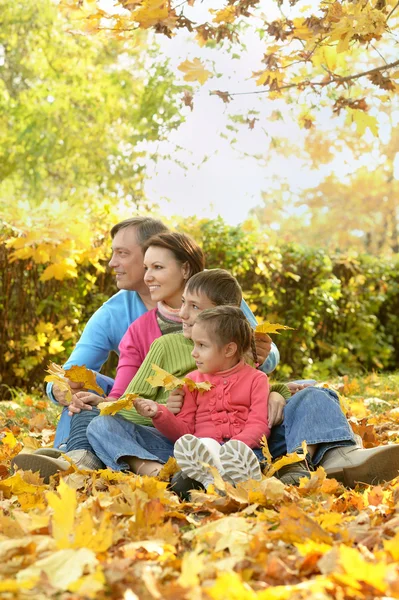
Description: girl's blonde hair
195,306,258,364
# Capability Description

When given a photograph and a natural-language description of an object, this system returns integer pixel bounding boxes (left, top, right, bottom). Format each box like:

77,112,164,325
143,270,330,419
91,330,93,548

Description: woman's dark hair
195,305,257,363
110,217,168,247
185,269,242,307
142,232,205,278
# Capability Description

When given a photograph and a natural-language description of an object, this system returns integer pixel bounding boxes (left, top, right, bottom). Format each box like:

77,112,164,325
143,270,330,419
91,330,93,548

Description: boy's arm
123,338,168,401
152,387,197,442
240,299,280,374
232,373,270,447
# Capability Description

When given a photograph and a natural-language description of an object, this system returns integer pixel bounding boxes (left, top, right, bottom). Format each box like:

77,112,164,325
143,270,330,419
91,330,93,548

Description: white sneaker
174,434,221,488
219,440,262,484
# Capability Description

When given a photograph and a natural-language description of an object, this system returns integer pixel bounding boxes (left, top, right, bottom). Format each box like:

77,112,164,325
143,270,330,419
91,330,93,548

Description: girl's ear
182,261,190,280
224,341,238,358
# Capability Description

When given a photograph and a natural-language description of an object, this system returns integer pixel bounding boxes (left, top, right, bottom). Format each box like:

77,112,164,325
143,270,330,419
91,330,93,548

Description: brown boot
320,444,399,487
275,455,313,486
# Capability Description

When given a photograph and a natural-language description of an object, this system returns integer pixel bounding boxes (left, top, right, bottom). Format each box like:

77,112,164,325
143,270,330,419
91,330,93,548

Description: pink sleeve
232,373,270,447
152,387,197,442
108,323,147,398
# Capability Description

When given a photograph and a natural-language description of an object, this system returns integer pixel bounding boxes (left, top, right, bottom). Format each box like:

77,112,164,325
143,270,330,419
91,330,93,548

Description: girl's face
179,289,216,339
144,246,189,309
191,322,237,374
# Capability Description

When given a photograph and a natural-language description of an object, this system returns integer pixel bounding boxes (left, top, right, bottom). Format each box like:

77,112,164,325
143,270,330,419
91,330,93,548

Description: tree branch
213,58,399,97
387,0,399,20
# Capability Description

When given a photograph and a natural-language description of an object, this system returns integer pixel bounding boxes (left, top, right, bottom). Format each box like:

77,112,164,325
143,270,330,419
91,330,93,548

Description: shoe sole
174,435,217,488
325,445,399,488
219,440,262,484
33,448,63,459
11,454,68,484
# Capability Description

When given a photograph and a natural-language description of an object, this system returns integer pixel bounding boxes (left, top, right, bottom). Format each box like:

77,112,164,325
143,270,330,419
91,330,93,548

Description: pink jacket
152,360,270,448
109,309,161,398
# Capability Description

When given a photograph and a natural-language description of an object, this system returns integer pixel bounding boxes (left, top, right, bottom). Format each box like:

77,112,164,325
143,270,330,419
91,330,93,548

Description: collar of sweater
210,359,246,379
157,301,182,323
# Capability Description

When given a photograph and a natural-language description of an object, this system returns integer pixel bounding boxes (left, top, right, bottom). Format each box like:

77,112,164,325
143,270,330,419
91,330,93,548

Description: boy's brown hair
185,269,242,307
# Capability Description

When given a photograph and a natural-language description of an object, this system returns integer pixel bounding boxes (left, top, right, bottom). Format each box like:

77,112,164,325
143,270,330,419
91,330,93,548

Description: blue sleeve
240,298,280,375
46,305,116,404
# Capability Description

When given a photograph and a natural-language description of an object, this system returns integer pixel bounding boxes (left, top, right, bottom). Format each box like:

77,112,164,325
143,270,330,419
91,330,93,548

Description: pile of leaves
1,373,399,599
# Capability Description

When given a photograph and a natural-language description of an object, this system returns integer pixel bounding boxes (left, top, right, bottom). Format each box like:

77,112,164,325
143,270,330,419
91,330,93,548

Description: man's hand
166,388,185,414
134,398,158,418
254,332,272,365
67,391,103,415
53,380,84,406
268,391,286,427
286,382,315,395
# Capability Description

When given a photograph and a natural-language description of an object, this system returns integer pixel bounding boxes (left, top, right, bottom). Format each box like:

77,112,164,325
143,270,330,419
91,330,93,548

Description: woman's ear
225,341,238,358
182,261,190,280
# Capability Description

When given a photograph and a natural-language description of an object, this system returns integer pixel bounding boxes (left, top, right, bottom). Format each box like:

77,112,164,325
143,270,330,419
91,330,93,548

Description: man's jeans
268,387,356,465
53,373,114,448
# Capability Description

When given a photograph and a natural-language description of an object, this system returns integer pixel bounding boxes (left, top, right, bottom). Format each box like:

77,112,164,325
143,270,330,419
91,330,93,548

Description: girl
88,305,271,487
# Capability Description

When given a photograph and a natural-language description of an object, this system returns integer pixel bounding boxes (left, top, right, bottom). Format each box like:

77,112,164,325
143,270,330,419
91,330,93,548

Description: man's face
108,227,146,291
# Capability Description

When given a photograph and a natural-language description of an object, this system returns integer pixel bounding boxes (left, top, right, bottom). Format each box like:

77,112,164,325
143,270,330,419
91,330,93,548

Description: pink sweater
152,360,270,448
109,309,162,398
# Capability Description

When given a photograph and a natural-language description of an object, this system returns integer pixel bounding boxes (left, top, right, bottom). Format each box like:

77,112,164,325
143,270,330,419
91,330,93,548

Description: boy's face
179,289,216,339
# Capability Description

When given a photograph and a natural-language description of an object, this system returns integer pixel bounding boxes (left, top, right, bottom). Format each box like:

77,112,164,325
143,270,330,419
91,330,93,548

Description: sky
105,0,398,226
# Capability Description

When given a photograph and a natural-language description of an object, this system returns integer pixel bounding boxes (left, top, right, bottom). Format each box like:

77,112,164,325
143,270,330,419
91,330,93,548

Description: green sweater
118,332,290,426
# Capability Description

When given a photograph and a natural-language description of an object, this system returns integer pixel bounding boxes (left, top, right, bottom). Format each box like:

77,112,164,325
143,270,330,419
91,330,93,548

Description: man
48,216,279,447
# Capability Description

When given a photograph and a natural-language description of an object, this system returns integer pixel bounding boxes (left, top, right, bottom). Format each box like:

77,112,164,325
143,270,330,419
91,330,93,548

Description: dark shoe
275,457,313,485
168,471,205,500
320,444,399,487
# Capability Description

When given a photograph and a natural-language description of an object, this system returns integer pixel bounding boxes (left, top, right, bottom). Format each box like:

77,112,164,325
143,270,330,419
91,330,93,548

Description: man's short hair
110,217,168,247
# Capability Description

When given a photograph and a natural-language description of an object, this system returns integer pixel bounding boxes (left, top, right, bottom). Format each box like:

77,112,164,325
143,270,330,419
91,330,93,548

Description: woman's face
143,246,189,309
179,289,216,339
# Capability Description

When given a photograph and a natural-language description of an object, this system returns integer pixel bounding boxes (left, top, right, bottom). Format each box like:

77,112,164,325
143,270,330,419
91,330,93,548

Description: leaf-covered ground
1,373,399,599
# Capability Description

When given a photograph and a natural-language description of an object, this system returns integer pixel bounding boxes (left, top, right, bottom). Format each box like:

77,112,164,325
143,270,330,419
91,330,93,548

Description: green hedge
1,217,398,395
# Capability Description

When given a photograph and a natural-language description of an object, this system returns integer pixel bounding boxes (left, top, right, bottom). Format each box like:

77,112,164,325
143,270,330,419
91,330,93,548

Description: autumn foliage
1,374,399,598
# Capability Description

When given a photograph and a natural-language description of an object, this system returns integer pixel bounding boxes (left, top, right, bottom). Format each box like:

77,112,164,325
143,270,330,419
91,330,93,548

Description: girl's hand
67,391,103,416
268,391,286,427
134,398,158,418
166,388,185,414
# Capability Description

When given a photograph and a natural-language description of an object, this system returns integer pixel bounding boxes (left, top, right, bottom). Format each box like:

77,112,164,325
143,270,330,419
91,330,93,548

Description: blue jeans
53,373,114,448
86,415,266,471
267,387,356,465
87,416,175,470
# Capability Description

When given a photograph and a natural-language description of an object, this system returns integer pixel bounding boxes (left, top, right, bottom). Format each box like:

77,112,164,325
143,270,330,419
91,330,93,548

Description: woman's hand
134,398,158,418
268,391,286,427
67,391,103,416
166,389,185,414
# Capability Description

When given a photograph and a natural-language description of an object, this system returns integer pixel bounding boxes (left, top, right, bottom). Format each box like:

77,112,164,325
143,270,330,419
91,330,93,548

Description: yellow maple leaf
73,508,113,552
146,365,213,394
184,377,213,394
255,322,294,335
1,431,18,449
46,479,77,549
210,5,236,24
346,108,379,137
65,364,105,397
146,364,183,390
178,58,212,85
131,0,172,28
98,394,138,416
44,362,73,404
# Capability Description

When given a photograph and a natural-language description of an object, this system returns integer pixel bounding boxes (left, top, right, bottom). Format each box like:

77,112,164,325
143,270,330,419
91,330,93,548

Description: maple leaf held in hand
255,322,295,335
44,362,72,404
65,364,105,397
146,364,213,393
178,58,212,85
98,394,138,416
